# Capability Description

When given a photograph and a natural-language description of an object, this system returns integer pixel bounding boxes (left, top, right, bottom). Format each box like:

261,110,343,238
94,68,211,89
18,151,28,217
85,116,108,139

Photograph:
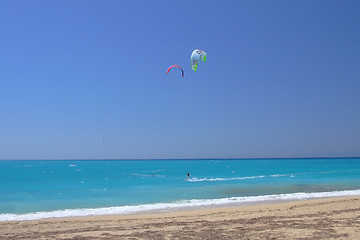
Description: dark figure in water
186,172,190,181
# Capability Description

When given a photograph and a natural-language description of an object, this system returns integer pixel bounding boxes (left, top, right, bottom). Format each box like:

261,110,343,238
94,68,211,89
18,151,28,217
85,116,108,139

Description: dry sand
1,196,360,239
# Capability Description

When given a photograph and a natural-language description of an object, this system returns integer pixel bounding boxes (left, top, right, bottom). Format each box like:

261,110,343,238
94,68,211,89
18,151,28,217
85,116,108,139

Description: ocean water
1,158,360,221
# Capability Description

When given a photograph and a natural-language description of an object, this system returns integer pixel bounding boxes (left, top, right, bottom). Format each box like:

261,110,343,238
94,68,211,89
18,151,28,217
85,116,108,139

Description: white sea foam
188,173,300,182
131,173,166,178
189,175,266,182
1,189,360,222
187,169,357,182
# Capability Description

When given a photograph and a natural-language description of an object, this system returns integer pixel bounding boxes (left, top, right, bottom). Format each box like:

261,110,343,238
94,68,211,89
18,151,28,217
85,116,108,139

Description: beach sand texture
1,196,360,239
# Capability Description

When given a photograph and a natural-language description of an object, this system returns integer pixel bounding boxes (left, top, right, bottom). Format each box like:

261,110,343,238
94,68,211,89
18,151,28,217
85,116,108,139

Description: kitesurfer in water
186,172,190,181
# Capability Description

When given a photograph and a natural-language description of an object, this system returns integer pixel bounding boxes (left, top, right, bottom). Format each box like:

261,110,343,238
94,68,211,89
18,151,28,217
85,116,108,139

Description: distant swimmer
185,172,190,181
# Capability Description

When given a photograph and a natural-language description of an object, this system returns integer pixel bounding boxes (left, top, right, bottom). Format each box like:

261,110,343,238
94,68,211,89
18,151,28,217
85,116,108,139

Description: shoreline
2,189,360,222
2,196,360,239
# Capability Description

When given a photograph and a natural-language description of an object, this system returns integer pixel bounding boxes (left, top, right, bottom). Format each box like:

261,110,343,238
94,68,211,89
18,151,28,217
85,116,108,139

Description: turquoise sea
1,158,360,221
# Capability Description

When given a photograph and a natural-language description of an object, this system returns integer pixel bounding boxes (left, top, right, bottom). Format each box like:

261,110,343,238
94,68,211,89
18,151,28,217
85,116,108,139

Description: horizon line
1,156,359,161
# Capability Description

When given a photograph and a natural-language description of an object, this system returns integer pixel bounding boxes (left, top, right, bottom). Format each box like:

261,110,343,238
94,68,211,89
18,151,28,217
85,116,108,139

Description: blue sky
1,0,359,159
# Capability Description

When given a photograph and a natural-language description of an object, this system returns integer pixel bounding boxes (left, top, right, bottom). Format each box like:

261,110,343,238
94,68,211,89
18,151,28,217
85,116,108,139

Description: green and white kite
190,49,207,71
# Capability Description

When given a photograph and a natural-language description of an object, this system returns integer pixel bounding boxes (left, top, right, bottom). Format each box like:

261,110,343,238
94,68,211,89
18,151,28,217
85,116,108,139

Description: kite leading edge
167,65,184,78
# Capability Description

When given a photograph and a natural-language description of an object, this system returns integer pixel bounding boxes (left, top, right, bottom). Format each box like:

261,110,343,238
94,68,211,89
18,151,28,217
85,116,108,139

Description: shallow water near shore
1,158,360,221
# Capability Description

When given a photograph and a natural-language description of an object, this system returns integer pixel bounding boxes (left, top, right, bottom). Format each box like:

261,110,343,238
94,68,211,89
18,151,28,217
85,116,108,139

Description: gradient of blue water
1,158,360,214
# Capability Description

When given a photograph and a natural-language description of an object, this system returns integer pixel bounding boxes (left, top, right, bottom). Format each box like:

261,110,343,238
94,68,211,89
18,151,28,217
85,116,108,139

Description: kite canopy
190,49,207,71
167,65,184,78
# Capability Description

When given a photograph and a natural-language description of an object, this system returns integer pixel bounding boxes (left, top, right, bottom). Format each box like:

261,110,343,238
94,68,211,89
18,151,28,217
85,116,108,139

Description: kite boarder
186,172,190,181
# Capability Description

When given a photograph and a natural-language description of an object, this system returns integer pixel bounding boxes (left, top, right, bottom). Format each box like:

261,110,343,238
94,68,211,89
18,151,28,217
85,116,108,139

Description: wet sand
1,196,360,239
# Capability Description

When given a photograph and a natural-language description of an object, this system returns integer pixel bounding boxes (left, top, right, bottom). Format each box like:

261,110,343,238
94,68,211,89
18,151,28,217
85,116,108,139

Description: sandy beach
1,196,359,239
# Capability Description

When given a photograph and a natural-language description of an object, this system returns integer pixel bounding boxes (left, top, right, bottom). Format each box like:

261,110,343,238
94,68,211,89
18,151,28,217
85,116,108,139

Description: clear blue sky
1,0,359,159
